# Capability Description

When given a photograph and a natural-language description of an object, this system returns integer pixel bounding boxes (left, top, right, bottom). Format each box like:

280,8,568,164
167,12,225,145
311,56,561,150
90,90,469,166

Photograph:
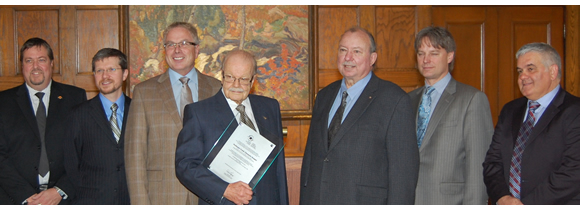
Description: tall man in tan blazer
409,26,494,204
124,22,221,205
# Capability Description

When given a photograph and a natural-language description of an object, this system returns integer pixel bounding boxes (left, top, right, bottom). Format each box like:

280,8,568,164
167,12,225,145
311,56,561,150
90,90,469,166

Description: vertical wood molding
59,5,76,85
416,5,432,31
359,5,375,35
566,5,580,96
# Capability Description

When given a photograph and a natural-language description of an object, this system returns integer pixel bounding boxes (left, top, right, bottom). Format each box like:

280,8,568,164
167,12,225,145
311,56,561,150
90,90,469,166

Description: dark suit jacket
300,72,419,205
175,90,289,205
483,88,580,204
63,94,131,204
0,82,86,204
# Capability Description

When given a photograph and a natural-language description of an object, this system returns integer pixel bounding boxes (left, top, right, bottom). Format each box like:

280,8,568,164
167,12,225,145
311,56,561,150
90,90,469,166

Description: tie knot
236,104,245,113
111,103,118,112
425,86,435,95
342,91,348,98
529,101,540,112
35,92,45,100
179,77,190,85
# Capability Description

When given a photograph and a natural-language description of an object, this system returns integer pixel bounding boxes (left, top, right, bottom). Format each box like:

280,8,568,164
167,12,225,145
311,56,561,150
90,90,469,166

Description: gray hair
341,26,376,53
163,22,200,45
516,42,562,79
415,26,456,71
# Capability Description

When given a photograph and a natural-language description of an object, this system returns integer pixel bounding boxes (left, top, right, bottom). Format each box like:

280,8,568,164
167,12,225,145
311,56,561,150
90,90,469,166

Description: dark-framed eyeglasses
163,41,197,50
94,68,119,75
223,75,253,85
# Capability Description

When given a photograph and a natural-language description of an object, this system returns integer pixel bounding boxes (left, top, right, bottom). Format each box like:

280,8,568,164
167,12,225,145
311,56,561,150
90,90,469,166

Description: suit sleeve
272,100,289,205
62,108,82,201
0,114,36,203
521,109,580,204
124,86,152,204
175,104,231,205
386,94,419,204
462,91,494,204
483,106,512,204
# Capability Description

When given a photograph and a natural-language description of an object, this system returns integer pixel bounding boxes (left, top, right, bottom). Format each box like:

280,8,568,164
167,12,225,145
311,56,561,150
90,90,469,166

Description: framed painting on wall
128,5,311,115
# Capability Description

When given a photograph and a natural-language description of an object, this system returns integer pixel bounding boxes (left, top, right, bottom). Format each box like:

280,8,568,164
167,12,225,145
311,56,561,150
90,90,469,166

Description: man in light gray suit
409,26,494,205
300,26,419,205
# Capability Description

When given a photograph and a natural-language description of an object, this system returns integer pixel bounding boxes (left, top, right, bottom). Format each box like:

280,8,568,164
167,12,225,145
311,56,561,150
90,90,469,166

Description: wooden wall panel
447,23,484,91
16,9,60,78
375,6,417,69
566,6,580,97
76,8,120,98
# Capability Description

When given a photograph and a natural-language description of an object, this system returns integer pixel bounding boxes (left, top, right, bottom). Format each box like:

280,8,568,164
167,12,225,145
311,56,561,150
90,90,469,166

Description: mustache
342,61,356,66
228,87,245,92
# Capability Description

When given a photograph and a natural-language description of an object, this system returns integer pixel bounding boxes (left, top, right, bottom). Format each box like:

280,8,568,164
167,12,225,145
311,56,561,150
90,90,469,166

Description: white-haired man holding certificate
175,50,288,205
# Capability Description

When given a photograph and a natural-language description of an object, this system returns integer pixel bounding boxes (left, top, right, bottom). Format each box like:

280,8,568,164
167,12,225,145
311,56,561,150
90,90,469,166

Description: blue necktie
416,87,435,148
509,100,540,199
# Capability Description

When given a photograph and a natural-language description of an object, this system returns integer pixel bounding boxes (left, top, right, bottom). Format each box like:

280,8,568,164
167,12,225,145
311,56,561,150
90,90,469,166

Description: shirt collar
26,80,52,96
424,72,451,94
340,72,372,97
533,84,560,108
168,67,198,86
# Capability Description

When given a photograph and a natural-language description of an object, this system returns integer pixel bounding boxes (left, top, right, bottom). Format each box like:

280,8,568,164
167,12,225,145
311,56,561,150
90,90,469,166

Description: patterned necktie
236,104,256,131
416,86,435,148
509,100,540,199
179,77,193,118
35,92,49,176
110,103,121,142
328,91,348,147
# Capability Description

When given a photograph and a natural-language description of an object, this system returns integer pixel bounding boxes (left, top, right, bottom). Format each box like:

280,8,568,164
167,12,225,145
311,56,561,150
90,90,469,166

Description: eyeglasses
94,68,119,75
223,75,253,85
163,41,197,50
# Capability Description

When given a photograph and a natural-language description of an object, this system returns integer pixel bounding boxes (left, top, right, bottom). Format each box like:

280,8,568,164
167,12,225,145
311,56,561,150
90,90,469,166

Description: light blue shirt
99,93,126,130
423,73,452,118
327,72,372,127
168,68,199,116
525,85,560,125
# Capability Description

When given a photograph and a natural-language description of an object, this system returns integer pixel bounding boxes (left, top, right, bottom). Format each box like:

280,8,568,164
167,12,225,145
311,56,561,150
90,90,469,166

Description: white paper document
208,124,276,184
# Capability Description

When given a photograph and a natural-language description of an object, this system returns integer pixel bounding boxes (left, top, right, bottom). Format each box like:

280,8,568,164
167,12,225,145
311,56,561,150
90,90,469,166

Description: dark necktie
328,91,348,147
509,100,540,199
35,92,49,176
416,86,435,148
179,77,193,118
110,103,121,142
236,104,256,131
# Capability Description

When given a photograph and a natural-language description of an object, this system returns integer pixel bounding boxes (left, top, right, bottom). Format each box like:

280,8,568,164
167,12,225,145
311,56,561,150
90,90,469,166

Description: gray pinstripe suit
409,78,493,205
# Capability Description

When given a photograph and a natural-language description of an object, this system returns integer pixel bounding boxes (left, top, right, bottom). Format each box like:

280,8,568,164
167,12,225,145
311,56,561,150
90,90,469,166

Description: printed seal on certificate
200,117,284,189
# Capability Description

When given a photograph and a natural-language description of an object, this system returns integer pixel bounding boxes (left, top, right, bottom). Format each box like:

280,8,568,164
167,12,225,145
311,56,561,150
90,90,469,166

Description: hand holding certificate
201,118,284,189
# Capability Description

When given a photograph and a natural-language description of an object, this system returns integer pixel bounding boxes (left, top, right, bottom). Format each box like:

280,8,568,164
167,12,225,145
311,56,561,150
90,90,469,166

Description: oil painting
128,5,310,111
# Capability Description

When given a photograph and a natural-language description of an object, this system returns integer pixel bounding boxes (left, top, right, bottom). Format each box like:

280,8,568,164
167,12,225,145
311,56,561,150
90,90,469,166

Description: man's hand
223,181,253,205
497,195,523,205
26,188,62,205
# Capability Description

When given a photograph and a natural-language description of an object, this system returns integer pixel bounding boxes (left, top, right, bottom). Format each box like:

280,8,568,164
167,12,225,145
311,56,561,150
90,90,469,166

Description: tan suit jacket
124,69,221,204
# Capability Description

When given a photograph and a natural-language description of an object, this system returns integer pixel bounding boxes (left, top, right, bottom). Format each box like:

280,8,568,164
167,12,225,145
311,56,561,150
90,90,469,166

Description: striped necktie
110,103,121,142
509,100,540,199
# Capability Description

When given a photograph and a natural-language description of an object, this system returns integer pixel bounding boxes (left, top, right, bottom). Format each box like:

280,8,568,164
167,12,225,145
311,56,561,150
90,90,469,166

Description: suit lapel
329,73,378,150
197,69,220,100
89,96,118,144
16,84,40,140
46,82,64,133
320,82,341,151
119,95,131,145
525,88,564,147
157,71,183,126
420,79,456,151
510,100,527,147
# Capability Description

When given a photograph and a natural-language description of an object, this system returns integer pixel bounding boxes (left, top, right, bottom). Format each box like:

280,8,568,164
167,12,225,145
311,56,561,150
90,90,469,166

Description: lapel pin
263,116,267,120
369,96,372,99
58,96,62,99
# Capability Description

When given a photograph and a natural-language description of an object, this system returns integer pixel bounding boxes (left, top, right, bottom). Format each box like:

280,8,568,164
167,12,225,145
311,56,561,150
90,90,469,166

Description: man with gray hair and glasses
125,22,221,205
483,42,580,204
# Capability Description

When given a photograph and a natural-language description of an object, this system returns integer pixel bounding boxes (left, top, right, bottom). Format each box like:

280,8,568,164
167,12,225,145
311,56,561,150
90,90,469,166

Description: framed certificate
201,117,284,189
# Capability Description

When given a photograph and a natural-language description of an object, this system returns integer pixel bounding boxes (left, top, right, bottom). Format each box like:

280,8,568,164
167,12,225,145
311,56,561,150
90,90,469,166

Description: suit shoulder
133,74,164,90
317,80,342,96
375,78,408,97
198,71,221,85
54,81,85,93
0,85,20,98
454,81,484,95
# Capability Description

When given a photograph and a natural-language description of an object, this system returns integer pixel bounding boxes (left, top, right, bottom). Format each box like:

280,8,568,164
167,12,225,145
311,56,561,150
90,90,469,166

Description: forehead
23,46,49,57
517,51,543,67
166,26,194,41
95,56,121,67
339,31,370,49
418,38,442,51
223,55,253,75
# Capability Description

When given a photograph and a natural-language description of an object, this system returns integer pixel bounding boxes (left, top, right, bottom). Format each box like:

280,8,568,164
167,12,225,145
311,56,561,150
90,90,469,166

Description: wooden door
433,6,564,124
0,5,125,99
